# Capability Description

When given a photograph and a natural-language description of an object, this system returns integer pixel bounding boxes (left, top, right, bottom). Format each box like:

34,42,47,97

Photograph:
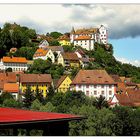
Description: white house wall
0,62,28,72
73,84,115,100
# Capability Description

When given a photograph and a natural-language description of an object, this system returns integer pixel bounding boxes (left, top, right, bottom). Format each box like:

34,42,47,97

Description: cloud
0,4,140,39
116,57,140,67
63,4,140,39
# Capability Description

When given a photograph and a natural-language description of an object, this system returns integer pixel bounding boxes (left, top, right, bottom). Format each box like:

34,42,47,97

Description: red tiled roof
3,83,19,93
59,35,70,41
74,35,91,40
126,88,140,94
0,108,82,123
0,72,17,83
20,74,52,83
72,70,116,85
115,94,132,106
0,82,4,90
117,82,126,93
110,75,122,82
75,49,86,56
43,46,64,52
33,48,49,57
114,89,140,107
62,52,79,61
126,82,137,86
2,57,28,63
74,28,98,35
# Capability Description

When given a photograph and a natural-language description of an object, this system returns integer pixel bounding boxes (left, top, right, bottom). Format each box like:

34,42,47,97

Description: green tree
49,32,62,39
31,99,42,111
29,59,52,74
23,85,35,108
40,102,55,112
46,85,55,101
14,46,38,60
49,40,60,46
93,95,109,109
112,106,133,136
0,22,37,58
62,45,75,52
48,64,64,79
64,91,86,108
35,85,45,104
3,98,23,108
0,92,13,104
69,105,122,136
130,108,140,135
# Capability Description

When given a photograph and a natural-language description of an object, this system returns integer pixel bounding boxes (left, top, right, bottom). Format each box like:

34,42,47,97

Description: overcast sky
0,4,140,66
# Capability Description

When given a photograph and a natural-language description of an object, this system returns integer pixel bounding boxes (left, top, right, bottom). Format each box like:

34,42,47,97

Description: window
109,85,112,88
86,85,89,88
101,91,104,95
94,91,97,95
109,91,112,95
101,85,104,88
86,91,89,96
94,85,97,88
78,85,81,88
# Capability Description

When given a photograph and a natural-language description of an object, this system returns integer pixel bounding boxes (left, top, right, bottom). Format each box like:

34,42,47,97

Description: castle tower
70,27,75,43
98,25,108,44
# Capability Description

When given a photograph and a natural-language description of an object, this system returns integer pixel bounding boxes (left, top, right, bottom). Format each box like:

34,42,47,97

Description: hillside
0,22,140,83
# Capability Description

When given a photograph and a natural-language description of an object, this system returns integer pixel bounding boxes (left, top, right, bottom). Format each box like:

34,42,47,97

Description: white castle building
70,25,108,50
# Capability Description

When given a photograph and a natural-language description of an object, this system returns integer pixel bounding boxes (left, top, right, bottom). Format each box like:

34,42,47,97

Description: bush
31,99,42,111
40,102,55,112
3,98,22,108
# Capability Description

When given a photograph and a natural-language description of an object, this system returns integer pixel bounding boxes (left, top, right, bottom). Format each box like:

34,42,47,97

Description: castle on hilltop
70,25,108,50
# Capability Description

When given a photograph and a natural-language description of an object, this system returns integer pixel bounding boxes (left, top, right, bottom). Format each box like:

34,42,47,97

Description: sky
0,4,140,67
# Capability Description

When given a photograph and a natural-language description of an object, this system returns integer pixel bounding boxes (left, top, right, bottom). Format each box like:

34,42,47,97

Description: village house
43,46,64,56
75,49,94,68
33,48,55,63
3,83,19,100
70,70,117,100
110,88,140,107
39,40,49,48
0,57,28,72
0,72,17,97
55,75,72,93
57,52,80,68
19,74,53,97
70,25,108,50
110,75,126,94
58,34,71,46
